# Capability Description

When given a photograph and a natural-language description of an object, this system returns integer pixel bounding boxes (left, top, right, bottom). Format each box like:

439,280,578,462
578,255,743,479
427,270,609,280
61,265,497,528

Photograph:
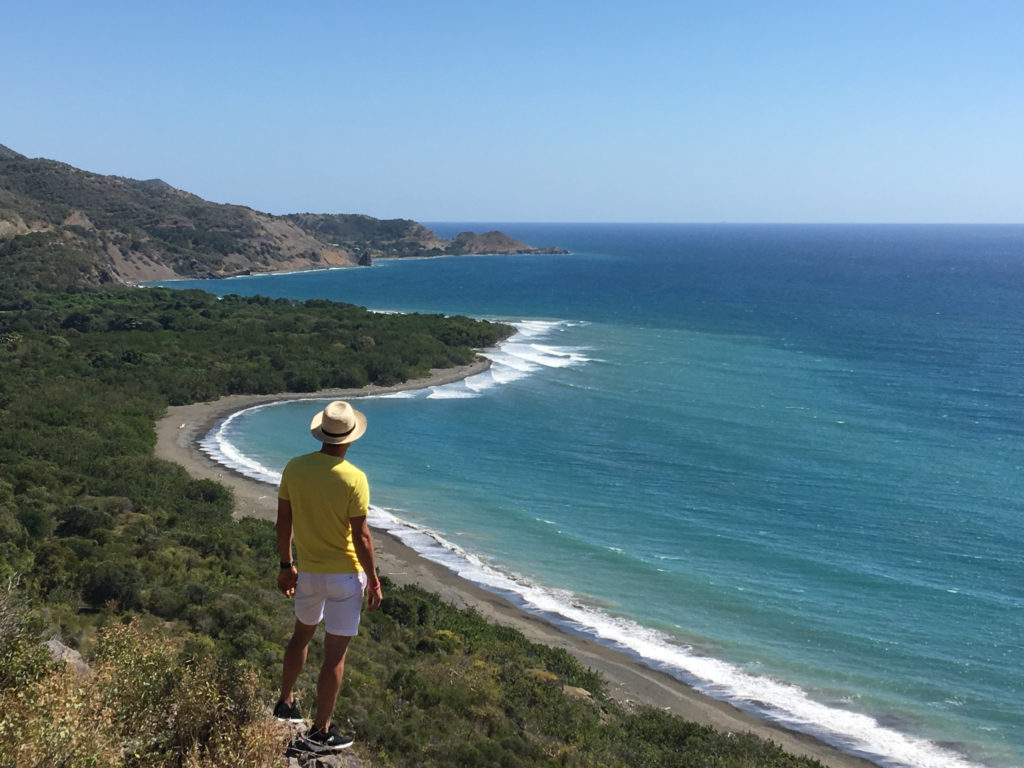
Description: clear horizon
4,1,1022,224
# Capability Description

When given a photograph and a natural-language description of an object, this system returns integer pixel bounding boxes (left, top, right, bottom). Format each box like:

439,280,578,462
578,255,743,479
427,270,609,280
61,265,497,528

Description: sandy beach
154,360,876,768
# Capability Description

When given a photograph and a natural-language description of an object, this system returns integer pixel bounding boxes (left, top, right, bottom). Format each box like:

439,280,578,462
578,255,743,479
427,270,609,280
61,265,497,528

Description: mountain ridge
0,144,566,284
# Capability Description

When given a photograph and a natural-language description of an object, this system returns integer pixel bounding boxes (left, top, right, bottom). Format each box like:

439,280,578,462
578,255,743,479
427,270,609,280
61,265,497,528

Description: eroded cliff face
0,211,30,240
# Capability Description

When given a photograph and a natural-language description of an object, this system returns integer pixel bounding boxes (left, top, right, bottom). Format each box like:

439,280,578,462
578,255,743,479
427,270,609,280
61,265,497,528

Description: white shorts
294,571,367,636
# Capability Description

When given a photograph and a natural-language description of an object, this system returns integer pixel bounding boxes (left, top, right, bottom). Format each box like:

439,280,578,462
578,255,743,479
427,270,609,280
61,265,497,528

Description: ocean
155,224,1024,768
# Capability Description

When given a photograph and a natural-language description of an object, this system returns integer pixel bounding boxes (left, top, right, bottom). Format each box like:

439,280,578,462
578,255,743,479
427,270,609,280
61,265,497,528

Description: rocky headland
0,143,566,285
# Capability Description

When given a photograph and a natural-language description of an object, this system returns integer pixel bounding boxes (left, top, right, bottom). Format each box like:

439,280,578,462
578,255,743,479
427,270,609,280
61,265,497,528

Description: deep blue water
156,224,1024,768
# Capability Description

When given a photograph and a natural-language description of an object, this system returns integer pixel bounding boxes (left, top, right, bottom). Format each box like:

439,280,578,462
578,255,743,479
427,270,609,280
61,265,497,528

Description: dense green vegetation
0,235,825,765
0,279,510,626
3,287,504,403
285,213,448,258
0,146,270,275
0,229,112,292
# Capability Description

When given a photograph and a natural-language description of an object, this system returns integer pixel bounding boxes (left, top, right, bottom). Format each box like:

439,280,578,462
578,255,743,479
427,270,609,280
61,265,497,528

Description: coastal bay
150,223,1024,768
154,362,876,768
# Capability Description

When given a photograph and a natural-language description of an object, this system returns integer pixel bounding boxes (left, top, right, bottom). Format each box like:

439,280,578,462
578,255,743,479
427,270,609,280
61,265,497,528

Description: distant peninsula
0,144,567,285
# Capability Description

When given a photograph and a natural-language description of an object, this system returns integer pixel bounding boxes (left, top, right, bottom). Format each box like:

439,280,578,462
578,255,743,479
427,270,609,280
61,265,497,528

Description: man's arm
276,497,298,597
350,515,382,611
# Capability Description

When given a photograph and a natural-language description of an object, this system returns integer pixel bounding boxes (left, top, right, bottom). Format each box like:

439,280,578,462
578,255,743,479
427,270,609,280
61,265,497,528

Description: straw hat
310,401,367,444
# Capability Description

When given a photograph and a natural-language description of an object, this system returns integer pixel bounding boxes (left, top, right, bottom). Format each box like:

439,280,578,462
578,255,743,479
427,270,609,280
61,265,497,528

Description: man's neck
320,443,350,459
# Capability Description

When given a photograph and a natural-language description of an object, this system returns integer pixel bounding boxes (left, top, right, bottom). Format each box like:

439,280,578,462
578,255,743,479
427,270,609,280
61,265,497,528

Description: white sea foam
513,319,563,337
485,350,539,373
464,372,500,393
530,343,593,365
417,319,591,398
426,386,478,400
364,508,985,768
198,401,287,485
375,390,417,399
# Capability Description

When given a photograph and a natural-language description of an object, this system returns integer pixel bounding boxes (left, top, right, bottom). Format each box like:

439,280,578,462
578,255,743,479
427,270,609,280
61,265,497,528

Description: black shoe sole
297,738,354,752
273,702,303,723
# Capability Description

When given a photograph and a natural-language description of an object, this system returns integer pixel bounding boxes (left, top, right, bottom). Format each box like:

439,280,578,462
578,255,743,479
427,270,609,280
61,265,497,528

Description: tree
83,560,142,610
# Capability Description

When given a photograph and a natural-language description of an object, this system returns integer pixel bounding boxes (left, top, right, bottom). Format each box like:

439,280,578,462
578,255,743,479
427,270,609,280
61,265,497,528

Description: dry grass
0,616,292,768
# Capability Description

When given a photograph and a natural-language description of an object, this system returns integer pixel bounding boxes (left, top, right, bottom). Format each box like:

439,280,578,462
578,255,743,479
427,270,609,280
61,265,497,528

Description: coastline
153,360,877,768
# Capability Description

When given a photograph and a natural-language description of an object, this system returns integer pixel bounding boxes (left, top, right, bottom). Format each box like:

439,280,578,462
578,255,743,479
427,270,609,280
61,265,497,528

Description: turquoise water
156,225,1024,768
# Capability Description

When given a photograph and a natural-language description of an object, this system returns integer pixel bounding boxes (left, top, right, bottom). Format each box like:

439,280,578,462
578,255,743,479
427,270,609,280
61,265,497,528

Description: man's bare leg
314,632,352,730
280,619,318,706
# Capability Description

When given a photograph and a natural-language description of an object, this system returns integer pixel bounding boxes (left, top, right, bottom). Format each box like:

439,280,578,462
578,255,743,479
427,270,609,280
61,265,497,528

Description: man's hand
278,566,298,597
366,581,383,612
276,499,297,597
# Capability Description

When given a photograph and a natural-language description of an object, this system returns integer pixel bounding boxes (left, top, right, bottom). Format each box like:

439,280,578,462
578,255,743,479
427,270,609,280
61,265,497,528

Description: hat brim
310,408,367,444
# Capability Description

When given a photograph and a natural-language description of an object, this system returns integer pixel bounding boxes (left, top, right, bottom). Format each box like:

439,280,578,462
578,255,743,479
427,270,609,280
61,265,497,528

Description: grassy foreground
1,582,827,768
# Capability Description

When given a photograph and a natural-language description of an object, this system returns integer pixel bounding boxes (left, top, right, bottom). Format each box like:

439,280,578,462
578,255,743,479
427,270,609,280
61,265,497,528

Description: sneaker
298,724,354,752
273,699,302,723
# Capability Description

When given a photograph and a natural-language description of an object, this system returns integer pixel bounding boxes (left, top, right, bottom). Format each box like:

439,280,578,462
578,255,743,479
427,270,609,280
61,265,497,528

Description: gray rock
286,747,367,767
44,637,90,677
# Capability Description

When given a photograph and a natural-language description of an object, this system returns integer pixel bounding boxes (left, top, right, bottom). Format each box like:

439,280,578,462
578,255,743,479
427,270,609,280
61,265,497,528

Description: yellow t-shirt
278,452,369,574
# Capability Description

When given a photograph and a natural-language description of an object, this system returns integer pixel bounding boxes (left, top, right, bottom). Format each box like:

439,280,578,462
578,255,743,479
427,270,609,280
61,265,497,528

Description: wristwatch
280,561,294,569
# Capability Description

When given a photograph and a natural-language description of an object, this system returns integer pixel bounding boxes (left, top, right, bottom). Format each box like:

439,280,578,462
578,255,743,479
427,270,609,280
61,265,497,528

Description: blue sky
3,1,1022,223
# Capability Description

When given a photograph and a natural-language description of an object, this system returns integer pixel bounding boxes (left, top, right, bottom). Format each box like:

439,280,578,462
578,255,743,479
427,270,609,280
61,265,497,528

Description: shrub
82,560,143,610
0,590,52,691
0,617,291,768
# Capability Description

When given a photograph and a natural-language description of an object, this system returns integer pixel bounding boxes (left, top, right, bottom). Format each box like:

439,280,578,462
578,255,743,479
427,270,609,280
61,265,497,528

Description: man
274,400,383,753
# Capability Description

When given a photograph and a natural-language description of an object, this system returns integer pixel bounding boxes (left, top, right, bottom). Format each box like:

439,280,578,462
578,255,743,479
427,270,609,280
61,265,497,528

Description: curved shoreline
153,360,876,768
153,360,492,518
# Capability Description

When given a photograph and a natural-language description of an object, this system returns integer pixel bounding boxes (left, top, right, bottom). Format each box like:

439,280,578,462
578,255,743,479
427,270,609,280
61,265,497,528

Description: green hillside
0,145,565,284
